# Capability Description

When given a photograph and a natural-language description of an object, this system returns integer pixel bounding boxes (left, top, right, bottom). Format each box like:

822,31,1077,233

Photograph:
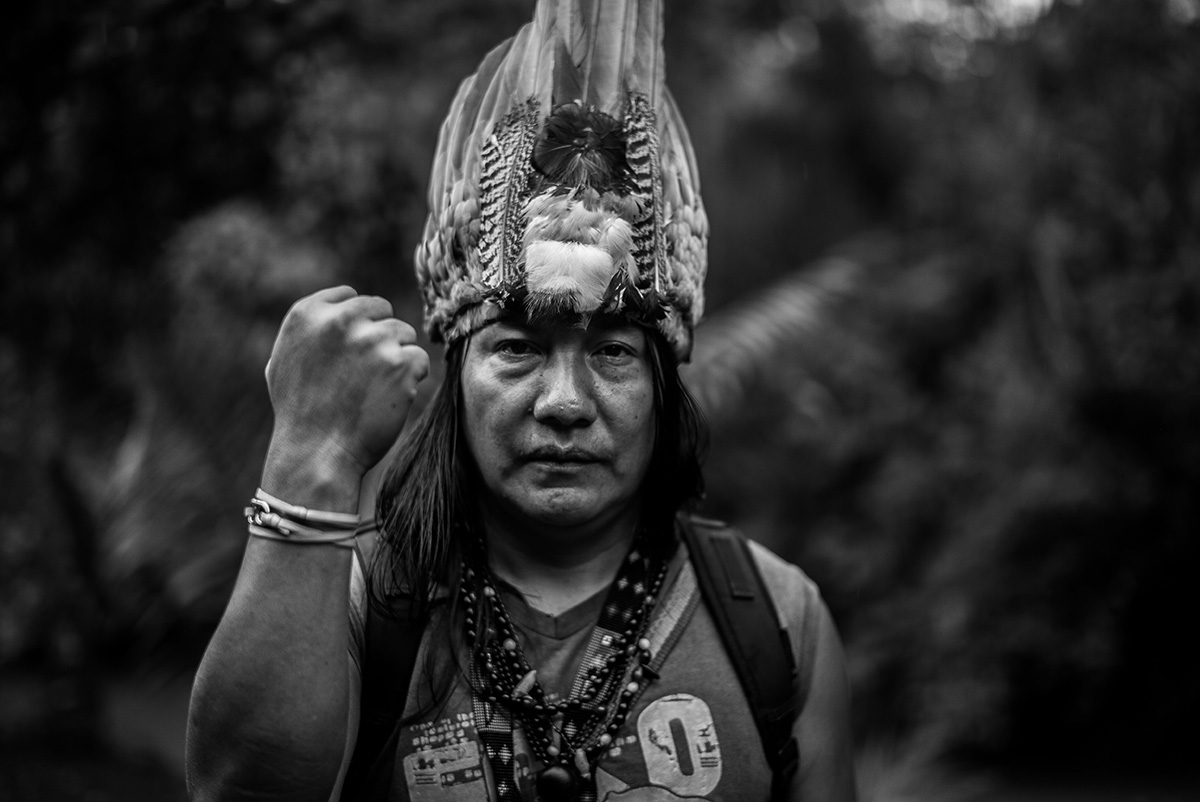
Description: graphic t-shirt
349,543,819,802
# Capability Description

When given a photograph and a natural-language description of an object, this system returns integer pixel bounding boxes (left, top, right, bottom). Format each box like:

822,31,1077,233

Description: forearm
186,457,360,802
185,286,427,801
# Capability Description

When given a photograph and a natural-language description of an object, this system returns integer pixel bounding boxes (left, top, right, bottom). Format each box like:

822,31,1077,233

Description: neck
480,505,639,616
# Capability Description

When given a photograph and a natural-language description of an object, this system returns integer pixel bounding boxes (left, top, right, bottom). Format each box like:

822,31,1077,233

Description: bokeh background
2,0,1198,799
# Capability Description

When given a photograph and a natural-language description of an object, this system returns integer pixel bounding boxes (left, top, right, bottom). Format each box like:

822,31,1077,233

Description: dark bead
536,765,578,802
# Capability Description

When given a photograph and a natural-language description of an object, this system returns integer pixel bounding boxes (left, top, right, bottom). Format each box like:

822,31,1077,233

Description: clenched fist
263,286,430,493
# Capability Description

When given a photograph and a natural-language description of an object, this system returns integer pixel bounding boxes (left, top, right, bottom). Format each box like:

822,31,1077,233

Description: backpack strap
339,547,426,802
679,515,801,802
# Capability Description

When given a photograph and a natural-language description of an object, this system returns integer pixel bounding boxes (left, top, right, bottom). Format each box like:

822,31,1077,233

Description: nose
532,351,596,428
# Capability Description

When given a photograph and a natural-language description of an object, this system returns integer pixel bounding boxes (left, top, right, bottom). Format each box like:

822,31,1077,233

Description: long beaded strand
461,542,669,800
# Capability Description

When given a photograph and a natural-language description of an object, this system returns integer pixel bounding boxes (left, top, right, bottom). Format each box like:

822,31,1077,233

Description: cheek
607,381,656,463
460,360,532,477
460,359,501,469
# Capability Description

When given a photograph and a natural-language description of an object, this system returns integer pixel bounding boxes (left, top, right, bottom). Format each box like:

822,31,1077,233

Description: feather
629,0,662,107
552,39,585,106
417,0,702,361
524,240,617,314
547,0,662,116
532,103,630,190
478,101,539,285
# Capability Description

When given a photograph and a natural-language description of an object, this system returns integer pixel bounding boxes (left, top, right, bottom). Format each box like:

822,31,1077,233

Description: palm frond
682,252,865,423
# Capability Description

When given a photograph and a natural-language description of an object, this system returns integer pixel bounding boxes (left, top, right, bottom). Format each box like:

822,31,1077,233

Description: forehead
481,312,647,341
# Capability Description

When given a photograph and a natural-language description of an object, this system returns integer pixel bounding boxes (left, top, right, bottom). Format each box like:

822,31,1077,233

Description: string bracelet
254,487,361,528
246,520,380,549
244,487,367,549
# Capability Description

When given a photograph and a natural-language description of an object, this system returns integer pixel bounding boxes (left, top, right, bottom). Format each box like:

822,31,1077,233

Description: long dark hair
369,326,706,616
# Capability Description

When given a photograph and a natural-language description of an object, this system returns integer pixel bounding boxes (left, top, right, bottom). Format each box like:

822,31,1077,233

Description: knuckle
385,343,428,374
373,296,396,317
408,347,431,380
393,319,417,343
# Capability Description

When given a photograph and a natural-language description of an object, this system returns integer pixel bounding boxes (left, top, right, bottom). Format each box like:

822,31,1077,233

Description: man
186,2,856,800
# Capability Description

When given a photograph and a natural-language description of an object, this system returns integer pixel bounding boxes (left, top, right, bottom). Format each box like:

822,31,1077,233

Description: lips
521,445,604,463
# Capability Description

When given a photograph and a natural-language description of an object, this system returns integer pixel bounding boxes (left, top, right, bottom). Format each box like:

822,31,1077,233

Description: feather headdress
415,0,708,360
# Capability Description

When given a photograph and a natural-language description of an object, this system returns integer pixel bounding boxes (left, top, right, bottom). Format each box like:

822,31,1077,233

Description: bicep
790,599,858,802
328,652,363,802
326,540,371,801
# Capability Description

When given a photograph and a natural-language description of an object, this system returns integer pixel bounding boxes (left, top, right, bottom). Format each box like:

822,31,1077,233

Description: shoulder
682,513,822,635
745,538,821,620
722,526,857,800
680,514,826,686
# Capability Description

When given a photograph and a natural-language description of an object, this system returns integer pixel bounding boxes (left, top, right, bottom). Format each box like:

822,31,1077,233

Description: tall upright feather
569,0,660,114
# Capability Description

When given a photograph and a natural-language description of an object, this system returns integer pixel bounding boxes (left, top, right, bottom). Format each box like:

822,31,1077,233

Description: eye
594,341,638,361
496,339,540,357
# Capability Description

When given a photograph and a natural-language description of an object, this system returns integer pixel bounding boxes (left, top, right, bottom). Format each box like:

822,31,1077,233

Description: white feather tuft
524,240,616,312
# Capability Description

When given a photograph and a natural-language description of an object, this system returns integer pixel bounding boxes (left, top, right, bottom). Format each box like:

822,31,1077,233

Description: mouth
521,446,604,464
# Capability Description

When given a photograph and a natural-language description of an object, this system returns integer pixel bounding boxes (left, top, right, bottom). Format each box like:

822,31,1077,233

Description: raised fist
264,286,430,480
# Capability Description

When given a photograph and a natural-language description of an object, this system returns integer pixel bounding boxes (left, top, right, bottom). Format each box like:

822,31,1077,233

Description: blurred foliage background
2,0,1198,799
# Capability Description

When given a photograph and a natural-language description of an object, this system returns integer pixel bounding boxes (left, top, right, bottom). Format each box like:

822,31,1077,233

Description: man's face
461,316,656,532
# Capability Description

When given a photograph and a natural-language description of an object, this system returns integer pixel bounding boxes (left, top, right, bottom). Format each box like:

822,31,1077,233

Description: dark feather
532,102,632,191
552,39,585,107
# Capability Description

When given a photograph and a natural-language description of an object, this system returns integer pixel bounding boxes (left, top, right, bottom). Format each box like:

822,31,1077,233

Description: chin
509,489,616,530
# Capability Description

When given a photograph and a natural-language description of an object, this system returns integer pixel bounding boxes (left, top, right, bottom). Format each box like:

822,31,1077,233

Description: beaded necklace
460,538,670,802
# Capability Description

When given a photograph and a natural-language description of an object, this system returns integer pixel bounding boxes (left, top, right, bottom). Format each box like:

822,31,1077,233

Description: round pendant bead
536,765,579,801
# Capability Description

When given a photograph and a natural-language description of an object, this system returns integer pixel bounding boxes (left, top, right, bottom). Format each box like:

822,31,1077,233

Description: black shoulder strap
339,552,425,802
680,515,801,801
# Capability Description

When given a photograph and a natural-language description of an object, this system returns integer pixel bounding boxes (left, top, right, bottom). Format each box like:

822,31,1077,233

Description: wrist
261,429,367,515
